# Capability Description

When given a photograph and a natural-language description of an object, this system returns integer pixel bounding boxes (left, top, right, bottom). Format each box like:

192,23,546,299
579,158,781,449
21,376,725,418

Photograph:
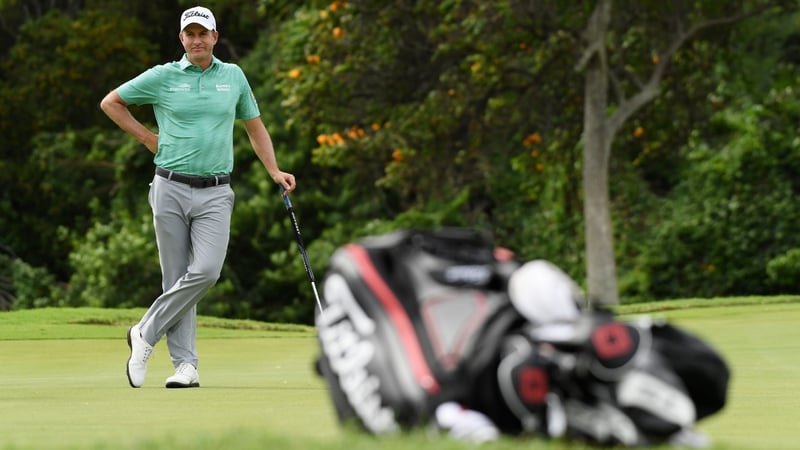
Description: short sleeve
235,67,261,120
117,66,163,106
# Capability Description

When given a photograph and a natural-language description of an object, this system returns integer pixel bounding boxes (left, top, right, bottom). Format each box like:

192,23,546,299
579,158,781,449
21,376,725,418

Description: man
100,6,296,388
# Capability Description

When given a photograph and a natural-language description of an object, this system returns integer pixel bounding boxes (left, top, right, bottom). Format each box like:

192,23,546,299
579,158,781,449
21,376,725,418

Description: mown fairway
0,299,797,450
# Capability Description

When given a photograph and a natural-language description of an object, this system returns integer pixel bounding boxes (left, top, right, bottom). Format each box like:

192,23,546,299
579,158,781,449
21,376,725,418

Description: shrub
66,214,161,308
639,89,800,299
766,248,800,292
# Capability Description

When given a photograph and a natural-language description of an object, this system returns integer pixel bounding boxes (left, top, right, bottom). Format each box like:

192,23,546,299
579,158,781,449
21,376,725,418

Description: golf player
100,6,295,388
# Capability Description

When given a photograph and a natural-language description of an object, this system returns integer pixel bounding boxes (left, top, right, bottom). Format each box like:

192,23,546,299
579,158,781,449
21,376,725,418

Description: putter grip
278,185,293,209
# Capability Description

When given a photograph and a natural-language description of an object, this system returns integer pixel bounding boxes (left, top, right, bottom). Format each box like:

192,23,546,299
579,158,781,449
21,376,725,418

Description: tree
576,0,786,304
276,2,588,243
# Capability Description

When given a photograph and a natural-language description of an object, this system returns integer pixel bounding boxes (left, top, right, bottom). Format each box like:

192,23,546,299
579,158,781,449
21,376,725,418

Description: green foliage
766,248,800,290
637,82,800,299
8,258,60,309
3,1,800,322
0,248,60,310
66,214,161,308
0,9,156,135
0,256,11,310
0,8,157,278
0,244,60,310
274,1,591,277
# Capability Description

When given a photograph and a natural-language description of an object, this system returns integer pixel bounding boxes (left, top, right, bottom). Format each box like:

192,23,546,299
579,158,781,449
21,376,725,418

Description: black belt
156,167,230,188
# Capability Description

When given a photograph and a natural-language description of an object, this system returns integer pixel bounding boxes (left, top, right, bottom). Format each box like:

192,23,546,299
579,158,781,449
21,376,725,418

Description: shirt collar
179,54,221,71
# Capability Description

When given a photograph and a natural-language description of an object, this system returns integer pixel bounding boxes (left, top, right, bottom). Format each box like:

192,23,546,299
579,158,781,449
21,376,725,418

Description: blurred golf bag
315,229,730,446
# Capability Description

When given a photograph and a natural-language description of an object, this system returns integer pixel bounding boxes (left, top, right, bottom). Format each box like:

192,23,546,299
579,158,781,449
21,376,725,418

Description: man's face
180,23,218,64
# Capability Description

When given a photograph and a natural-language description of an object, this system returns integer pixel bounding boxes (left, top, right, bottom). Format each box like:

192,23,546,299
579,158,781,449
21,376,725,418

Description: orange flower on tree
347,126,365,139
523,132,542,146
288,68,301,79
371,122,381,131
634,126,644,138
392,148,404,162
333,27,345,39
307,55,320,64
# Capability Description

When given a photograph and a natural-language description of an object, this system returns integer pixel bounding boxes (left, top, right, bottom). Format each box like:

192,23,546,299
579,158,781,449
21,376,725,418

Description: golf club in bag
279,186,324,316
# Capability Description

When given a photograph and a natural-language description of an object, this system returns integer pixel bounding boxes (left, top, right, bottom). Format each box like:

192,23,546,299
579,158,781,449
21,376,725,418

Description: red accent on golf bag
494,334,553,434
315,229,523,433
345,243,440,395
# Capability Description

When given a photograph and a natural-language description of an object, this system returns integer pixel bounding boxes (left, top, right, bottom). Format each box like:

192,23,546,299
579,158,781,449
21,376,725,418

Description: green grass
0,298,798,450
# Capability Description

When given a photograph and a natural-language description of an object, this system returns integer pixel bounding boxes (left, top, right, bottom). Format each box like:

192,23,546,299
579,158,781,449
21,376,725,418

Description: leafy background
1,0,799,324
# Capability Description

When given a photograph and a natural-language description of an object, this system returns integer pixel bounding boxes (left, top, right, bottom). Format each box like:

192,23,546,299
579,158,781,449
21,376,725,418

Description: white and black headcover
508,259,583,325
507,260,582,326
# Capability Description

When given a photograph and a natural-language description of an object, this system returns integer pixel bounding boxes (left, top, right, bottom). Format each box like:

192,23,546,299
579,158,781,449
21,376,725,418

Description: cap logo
184,10,210,21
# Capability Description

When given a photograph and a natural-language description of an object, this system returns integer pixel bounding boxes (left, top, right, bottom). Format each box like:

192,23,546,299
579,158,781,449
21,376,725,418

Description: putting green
658,302,800,450
0,333,339,449
0,301,798,449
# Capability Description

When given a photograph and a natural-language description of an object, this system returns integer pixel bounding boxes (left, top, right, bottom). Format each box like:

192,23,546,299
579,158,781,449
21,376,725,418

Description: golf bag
315,228,523,433
314,229,730,446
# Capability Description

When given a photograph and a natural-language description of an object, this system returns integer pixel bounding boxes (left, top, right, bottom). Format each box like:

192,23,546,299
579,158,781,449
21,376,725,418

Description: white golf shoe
165,362,200,388
126,324,154,388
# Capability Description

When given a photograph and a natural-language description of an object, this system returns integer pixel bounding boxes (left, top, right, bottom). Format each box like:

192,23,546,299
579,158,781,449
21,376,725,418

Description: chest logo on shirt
169,83,191,92
216,84,231,92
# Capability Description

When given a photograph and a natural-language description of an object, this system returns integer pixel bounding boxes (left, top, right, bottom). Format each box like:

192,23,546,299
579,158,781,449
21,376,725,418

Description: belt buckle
200,176,214,188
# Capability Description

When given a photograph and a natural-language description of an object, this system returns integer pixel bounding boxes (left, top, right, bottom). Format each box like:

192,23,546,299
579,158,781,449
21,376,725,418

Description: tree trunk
575,0,771,305
581,0,619,305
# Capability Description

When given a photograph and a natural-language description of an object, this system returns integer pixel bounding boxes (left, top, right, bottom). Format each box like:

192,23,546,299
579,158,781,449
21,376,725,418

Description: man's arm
100,90,159,154
244,117,296,192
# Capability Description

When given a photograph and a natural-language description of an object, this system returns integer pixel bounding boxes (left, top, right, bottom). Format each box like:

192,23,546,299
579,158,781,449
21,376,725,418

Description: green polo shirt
117,55,260,176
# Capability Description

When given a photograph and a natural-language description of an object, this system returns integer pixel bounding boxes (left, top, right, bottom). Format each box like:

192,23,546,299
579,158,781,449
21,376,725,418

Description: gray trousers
138,174,234,368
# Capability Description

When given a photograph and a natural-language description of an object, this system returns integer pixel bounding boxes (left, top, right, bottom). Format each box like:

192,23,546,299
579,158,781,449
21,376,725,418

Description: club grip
278,184,293,209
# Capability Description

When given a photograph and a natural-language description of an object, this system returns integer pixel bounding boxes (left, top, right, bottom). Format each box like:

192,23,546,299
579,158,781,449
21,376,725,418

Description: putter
279,185,325,316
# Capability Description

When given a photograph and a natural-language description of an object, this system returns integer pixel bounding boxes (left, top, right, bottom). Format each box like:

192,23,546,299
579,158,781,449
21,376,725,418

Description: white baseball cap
181,6,216,31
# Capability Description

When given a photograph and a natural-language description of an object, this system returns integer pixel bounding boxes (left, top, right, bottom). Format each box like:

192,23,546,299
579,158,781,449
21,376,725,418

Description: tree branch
608,67,625,104
575,40,603,73
608,2,778,135
575,0,612,72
